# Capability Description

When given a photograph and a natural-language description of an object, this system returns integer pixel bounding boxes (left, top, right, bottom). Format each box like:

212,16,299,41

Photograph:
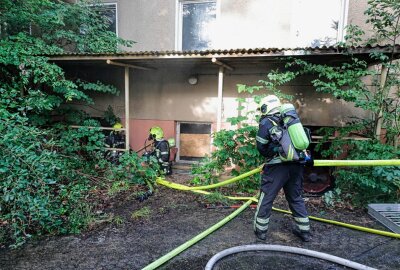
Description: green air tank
168,138,176,147
279,103,309,150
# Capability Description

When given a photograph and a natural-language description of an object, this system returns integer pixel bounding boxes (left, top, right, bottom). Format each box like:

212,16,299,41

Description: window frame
337,0,349,43
175,0,219,51
88,2,119,36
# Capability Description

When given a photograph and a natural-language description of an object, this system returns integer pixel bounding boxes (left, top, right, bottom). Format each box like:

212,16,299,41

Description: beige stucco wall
348,0,368,26
130,67,218,122
68,64,368,128
100,0,370,51
220,73,368,128
347,0,373,41
102,0,176,51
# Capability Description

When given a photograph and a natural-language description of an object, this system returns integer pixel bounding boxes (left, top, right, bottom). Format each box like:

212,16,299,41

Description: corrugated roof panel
43,45,400,58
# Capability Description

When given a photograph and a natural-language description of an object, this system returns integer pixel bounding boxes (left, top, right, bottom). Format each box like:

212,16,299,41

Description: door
177,122,211,162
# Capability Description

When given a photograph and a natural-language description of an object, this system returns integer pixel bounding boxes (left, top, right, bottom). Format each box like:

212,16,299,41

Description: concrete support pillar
125,67,130,150
217,66,224,132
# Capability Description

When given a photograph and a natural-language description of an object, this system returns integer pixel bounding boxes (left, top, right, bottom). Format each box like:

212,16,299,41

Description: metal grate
368,204,400,233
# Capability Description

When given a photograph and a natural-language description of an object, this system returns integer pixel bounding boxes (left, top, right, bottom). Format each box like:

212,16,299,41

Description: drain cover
368,204,400,233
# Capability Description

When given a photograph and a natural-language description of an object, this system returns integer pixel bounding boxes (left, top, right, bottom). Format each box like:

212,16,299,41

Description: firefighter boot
254,228,267,241
292,228,312,242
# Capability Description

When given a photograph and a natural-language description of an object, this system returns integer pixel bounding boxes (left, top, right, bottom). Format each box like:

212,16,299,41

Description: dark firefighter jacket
154,139,170,164
256,114,282,165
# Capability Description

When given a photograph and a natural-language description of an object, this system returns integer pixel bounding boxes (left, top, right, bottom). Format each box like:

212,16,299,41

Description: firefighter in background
105,122,125,149
104,122,125,164
147,126,172,175
254,95,311,242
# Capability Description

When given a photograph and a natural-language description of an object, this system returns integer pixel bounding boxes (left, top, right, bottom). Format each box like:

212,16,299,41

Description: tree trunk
375,66,389,141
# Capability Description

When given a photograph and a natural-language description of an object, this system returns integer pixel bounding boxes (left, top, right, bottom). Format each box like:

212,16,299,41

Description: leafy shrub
0,117,94,247
107,151,160,190
330,140,400,205
0,0,141,248
191,126,263,194
0,115,160,247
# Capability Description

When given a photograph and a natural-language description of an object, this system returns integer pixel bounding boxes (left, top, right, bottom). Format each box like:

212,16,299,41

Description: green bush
0,115,159,247
330,140,400,205
192,125,263,194
107,151,160,190
0,0,143,248
0,117,94,247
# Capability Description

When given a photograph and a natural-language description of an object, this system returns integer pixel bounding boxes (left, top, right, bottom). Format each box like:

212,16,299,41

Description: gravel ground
0,174,399,270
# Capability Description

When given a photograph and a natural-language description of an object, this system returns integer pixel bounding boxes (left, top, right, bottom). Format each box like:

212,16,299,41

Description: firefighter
147,126,172,175
105,122,125,149
254,95,311,242
104,122,125,164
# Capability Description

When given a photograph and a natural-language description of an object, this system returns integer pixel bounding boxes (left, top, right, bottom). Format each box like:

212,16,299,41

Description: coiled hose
205,244,377,270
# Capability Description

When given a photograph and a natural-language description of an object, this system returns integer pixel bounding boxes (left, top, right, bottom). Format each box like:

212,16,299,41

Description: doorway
177,122,212,162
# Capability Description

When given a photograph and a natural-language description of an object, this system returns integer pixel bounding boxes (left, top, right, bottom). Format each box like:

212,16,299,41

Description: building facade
98,0,371,51
58,0,375,162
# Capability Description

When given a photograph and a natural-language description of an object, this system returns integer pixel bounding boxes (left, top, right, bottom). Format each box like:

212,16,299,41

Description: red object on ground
303,166,334,194
206,204,257,209
169,147,178,162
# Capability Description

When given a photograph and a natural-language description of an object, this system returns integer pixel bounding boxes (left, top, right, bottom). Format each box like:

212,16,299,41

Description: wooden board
180,133,211,157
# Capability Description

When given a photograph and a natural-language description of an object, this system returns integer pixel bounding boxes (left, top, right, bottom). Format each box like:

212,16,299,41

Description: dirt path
0,174,399,270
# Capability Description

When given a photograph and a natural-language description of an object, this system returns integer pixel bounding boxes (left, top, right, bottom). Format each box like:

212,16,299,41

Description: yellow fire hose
156,165,263,191
157,178,258,202
157,178,400,239
313,159,400,167
143,159,400,269
157,159,400,192
142,199,253,270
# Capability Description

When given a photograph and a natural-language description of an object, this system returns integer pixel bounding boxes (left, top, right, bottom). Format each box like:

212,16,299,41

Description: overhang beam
106,59,155,70
212,57,234,71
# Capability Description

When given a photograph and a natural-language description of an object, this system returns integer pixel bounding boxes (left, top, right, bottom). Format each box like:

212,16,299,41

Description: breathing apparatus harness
265,104,312,164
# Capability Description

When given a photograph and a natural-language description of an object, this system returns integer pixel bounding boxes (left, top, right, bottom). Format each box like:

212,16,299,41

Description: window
90,3,118,35
290,0,348,47
178,1,217,51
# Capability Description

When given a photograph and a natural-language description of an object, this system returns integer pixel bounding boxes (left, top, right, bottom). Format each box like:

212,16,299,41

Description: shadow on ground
0,174,399,270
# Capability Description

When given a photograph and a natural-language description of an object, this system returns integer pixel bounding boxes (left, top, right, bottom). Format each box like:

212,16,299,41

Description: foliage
0,118,96,247
107,151,160,190
192,71,294,194
322,188,343,207
0,0,158,248
307,0,400,204
202,192,233,206
103,105,121,126
131,207,151,220
0,0,133,52
0,115,159,247
320,137,400,205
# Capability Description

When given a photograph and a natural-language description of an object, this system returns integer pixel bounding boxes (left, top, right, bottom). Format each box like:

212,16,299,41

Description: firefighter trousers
254,163,310,233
